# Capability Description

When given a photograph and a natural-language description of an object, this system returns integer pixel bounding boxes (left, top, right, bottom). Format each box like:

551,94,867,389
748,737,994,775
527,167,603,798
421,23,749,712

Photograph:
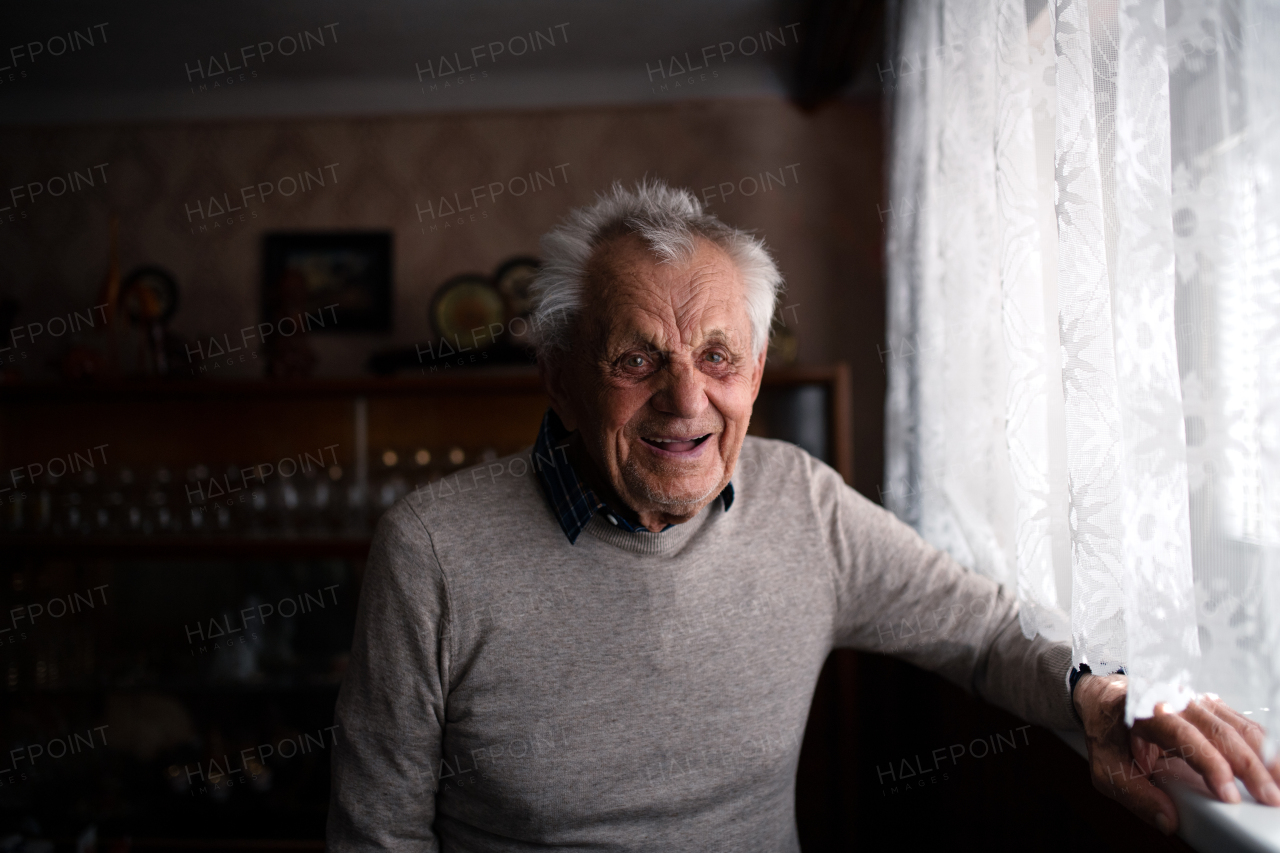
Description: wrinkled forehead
581,233,751,353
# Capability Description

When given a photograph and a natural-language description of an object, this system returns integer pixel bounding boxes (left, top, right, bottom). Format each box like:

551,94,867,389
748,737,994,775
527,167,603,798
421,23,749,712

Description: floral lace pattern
886,0,1280,731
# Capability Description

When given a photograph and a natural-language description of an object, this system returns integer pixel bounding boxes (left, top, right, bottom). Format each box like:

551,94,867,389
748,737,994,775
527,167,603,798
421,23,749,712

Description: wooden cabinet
0,365,850,850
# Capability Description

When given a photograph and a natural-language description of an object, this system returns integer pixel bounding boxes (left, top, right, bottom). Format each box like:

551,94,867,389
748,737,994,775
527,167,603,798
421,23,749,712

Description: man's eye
626,355,647,368
705,351,725,364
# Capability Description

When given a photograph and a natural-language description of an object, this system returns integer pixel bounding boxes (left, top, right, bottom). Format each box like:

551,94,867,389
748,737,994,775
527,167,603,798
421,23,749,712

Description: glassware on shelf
342,466,369,536
120,467,143,534
0,451,451,540
266,466,301,537
410,448,436,495
65,488,83,534
102,484,122,534
71,467,102,535
185,464,211,534
84,467,115,534
247,473,270,536
442,446,467,476
212,465,238,534
35,472,56,533
324,464,346,533
3,476,28,533
301,466,329,535
147,467,175,533
374,448,409,514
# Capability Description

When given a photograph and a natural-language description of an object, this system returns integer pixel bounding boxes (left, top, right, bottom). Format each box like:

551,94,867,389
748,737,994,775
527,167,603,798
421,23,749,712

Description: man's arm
327,500,452,852
811,458,1280,834
815,460,1076,731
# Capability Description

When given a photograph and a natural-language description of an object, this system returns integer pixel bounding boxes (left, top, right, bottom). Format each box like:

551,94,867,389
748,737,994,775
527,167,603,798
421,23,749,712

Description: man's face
544,233,766,529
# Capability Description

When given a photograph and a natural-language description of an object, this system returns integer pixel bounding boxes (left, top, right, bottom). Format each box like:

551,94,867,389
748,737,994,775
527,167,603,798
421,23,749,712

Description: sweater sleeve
814,460,1079,732
327,500,453,852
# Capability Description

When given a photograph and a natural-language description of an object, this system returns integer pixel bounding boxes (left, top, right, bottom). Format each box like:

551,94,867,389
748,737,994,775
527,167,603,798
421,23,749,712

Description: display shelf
0,364,847,401
0,365,853,559
0,365,547,403
0,534,373,559
120,841,325,851
7,677,344,695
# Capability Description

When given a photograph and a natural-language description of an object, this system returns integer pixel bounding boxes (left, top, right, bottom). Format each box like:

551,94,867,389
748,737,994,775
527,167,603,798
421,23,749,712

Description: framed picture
262,231,392,332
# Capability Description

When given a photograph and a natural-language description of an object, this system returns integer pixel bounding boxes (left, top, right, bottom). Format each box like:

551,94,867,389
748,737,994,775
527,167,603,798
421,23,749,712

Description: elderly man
328,180,1280,850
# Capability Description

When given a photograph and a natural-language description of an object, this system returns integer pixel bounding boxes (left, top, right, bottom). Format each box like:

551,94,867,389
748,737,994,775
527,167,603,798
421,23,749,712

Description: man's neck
566,432,694,532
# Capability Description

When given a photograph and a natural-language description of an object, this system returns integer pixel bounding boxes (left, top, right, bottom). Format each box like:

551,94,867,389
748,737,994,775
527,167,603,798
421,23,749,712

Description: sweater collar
532,408,734,545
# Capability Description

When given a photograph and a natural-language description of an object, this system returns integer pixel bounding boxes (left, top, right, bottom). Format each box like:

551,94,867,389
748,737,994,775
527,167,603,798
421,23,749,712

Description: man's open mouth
641,434,712,453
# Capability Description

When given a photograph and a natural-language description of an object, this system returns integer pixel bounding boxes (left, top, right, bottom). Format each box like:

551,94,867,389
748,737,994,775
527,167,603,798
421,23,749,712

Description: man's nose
649,360,708,420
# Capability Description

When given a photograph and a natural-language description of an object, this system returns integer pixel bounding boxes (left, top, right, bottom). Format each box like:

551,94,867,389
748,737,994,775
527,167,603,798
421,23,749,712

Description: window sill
1056,730,1280,853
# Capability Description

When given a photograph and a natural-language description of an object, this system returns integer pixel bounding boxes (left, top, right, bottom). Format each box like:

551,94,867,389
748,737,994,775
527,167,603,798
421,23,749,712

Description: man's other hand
1074,672,1280,835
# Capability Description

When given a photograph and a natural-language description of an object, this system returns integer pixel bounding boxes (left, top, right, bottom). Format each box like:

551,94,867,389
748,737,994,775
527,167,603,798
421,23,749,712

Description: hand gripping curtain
884,0,1280,734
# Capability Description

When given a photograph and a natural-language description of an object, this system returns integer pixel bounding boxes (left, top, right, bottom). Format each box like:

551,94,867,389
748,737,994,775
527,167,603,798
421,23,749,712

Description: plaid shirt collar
533,409,735,544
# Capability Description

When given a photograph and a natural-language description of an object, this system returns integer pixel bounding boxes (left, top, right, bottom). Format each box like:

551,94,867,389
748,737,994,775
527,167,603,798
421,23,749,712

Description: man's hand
1074,672,1280,835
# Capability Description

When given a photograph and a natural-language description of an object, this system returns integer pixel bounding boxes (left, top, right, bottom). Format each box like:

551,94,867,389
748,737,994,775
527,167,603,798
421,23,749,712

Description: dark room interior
3,1,1278,851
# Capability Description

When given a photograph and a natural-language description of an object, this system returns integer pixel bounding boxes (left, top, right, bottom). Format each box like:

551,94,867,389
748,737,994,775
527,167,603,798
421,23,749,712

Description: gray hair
528,178,783,361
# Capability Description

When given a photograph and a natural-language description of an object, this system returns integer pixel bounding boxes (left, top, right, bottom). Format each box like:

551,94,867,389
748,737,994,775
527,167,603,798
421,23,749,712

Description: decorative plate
429,273,505,348
494,256,540,320
119,266,180,324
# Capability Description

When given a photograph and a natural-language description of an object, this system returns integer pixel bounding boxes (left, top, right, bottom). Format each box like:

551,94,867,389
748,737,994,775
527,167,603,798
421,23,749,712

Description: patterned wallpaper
0,97,883,381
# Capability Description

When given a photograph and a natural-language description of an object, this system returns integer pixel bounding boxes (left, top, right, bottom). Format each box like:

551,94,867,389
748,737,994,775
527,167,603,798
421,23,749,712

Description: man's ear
538,353,579,431
748,347,768,404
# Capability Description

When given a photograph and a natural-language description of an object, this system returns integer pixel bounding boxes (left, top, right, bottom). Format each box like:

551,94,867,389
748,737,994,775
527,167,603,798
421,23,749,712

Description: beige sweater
328,436,1077,852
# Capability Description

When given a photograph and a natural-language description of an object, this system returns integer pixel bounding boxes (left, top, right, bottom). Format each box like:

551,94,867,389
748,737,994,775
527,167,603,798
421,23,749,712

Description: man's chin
624,470,725,514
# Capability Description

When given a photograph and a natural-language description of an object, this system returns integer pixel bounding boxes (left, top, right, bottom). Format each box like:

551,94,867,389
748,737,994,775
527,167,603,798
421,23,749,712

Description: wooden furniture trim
0,364,848,402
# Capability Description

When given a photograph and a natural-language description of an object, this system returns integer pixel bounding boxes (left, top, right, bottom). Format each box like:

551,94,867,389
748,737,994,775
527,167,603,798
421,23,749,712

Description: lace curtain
884,0,1280,730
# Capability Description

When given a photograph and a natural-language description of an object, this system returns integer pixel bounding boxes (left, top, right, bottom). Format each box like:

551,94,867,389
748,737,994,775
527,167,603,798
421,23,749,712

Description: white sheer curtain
884,0,1280,732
